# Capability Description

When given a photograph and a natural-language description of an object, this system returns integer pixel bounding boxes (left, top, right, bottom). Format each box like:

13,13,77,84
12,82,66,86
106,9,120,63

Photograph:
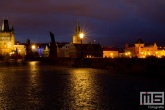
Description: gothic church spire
75,19,80,35
1,18,9,32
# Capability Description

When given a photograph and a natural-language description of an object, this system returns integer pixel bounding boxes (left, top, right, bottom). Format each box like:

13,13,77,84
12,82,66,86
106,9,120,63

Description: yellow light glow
69,69,96,108
110,53,113,56
79,33,84,39
32,45,36,49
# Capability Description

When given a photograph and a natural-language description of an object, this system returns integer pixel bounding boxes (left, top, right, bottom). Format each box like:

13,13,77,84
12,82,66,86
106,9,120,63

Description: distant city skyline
1,0,165,47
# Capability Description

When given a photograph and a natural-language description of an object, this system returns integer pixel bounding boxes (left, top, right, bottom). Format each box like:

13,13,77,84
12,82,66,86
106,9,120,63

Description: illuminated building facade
125,39,160,58
30,43,50,57
69,43,103,58
0,19,15,56
42,45,49,57
103,47,119,58
14,44,26,57
56,42,69,57
138,43,157,58
57,42,103,58
156,47,165,58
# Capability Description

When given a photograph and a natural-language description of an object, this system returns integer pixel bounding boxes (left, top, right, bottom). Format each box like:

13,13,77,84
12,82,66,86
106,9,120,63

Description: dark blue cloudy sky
0,0,165,47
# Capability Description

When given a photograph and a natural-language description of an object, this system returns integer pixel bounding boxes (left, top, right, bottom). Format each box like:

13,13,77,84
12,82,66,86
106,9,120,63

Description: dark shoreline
1,58,165,78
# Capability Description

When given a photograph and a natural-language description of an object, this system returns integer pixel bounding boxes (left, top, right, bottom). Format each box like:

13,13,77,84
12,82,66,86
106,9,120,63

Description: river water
0,61,164,110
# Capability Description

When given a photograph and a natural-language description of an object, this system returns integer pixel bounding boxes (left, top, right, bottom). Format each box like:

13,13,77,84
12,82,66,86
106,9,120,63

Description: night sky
1,0,165,47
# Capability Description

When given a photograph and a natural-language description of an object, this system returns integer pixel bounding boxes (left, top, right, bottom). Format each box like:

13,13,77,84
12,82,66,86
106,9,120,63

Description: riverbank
57,57,165,77
1,57,165,77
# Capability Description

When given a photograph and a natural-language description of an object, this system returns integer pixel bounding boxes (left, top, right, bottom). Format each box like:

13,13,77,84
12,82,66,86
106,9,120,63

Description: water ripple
0,61,163,109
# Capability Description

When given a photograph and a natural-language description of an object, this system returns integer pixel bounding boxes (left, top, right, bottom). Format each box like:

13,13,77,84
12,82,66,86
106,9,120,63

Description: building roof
103,47,118,51
145,44,154,47
74,43,102,50
135,38,144,44
118,48,125,53
158,46,165,50
128,44,135,47
56,42,70,48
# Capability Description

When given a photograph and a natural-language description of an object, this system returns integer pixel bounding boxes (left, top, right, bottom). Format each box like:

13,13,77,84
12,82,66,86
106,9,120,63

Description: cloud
0,0,165,46
0,0,129,21
123,0,165,23
2,0,164,23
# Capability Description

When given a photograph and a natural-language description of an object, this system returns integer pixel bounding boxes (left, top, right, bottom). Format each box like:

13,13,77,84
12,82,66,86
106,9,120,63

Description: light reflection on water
26,61,45,109
0,69,7,109
68,69,99,109
28,61,39,87
0,61,163,109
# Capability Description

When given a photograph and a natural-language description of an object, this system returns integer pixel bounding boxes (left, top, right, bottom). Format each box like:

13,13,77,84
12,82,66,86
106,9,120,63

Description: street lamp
79,33,84,58
31,45,36,50
31,44,36,59
79,33,84,39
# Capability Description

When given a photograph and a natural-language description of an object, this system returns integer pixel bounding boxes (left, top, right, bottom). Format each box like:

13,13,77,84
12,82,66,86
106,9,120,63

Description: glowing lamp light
32,45,36,49
79,33,84,39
